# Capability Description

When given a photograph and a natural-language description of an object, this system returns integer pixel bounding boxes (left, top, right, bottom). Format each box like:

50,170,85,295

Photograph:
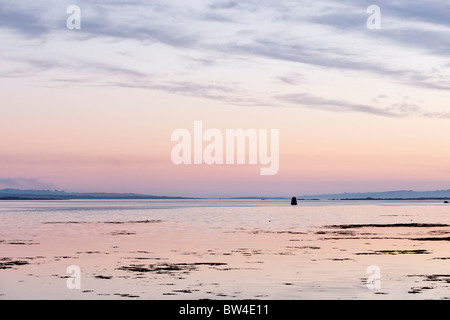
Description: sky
1,0,450,197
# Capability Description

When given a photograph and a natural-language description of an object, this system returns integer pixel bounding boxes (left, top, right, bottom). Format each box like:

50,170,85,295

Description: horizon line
2,187,450,199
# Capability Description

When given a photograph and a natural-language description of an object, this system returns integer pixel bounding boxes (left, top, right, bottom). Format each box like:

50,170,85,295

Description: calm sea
0,199,449,299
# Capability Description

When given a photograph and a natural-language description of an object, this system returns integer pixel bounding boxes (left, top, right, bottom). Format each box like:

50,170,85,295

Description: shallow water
0,199,449,299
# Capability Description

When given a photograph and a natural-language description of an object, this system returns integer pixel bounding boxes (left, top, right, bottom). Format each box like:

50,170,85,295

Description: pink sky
1,1,450,197
2,85,450,197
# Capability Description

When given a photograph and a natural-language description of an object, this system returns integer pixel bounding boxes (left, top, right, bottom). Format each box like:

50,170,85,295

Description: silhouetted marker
291,197,297,205
444,201,449,204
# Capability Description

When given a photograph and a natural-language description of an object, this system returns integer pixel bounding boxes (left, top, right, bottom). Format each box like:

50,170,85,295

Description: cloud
1,57,149,84
1,0,449,119
383,0,450,27
0,2,50,36
277,75,302,86
0,154,165,166
277,92,417,118
308,0,450,58
110,80,269,107
229,39,398,75
0,178,58,190
421,112,450,119
208,1,239,10
277,92,450,119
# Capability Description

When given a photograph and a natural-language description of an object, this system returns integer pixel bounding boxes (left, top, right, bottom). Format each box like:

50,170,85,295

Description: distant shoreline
2,188,450,201
0,196,193,201
299,198,450,201
1,196,450,201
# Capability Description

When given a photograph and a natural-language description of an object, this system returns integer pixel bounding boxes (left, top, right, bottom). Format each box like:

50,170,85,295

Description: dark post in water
291,197,297,205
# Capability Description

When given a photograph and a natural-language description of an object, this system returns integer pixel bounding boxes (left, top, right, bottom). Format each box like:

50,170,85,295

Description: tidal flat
0,199,449,299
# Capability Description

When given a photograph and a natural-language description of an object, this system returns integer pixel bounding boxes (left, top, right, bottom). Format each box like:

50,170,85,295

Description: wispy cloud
0,154,165,166
277,93,410,118
0,2,50,36
110,80,269,107
276,92,449,119
0,178,58,190
1,0,449,118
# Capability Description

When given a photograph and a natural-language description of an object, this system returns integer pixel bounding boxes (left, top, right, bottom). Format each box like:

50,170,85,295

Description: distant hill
3,188,450,201
299,189,450,200
0,189,192,200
